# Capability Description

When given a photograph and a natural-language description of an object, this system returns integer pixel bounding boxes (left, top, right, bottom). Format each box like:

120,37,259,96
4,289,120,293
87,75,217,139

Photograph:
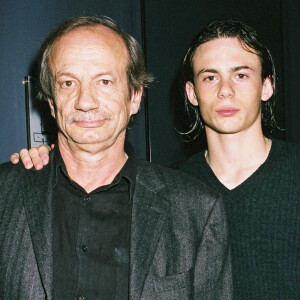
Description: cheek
54,102,75,125
96,81,129,96
119,101,131,119
198,97,213,112
55,85,78,99
100,88,130,109
56,90,79,109
198,103,211,123
196,86,215,103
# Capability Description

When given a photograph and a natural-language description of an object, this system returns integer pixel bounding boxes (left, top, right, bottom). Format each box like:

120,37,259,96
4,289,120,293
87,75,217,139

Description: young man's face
186,37,273,136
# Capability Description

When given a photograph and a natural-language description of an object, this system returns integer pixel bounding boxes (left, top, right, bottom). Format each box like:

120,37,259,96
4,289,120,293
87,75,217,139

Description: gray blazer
0,155,232,299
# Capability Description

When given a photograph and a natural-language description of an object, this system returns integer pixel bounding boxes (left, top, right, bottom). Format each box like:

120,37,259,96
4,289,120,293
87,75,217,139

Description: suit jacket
0,153,232,299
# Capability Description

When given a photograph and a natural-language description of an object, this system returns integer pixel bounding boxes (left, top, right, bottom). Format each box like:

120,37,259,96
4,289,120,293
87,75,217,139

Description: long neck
205,123,271,189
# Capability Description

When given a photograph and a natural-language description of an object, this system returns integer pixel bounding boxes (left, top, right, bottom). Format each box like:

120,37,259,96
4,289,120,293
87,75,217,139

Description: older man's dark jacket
0,153,232,299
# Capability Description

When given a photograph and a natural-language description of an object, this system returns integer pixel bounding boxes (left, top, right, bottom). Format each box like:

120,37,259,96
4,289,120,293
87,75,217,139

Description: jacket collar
21,151,55,300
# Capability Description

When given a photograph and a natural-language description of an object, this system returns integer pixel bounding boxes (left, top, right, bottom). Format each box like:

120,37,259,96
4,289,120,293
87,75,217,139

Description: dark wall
1,1,300,165
144,0,287,167
0,0,144,163
281,0,300,144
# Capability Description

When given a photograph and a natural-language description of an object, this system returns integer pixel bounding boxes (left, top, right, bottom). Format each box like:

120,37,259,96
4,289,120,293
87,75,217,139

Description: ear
47,98,56,118
261,76,274,102
185,81,199,106
129,85,143,116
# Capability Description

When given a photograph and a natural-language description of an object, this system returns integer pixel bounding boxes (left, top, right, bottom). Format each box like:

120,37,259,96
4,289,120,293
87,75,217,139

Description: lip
216,108,240,117
74,120,106,128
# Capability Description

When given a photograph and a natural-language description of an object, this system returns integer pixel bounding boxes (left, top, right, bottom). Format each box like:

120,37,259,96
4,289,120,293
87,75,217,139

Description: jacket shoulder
0,158,53,190
135,160,227,244
0,161,26,181
136,159,222,208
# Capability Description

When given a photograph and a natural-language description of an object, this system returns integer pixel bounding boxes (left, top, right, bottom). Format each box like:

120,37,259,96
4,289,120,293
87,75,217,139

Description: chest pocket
152,269,192,299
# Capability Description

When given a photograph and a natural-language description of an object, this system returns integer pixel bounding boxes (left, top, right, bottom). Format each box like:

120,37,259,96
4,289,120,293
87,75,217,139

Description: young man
2,16,232,299
181,20,300,298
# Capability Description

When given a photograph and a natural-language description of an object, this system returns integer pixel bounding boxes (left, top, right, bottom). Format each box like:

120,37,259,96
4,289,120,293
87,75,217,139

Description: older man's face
48,26,142,150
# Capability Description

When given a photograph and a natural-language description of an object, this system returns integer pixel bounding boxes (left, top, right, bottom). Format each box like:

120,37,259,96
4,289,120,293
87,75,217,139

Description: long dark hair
181,19,277,139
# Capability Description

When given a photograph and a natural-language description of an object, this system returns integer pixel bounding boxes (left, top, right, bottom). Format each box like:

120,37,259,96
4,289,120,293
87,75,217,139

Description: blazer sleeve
193,196,233,299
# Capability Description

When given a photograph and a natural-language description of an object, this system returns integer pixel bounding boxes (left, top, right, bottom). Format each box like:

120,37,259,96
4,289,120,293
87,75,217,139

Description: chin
217,126,243,134
206,124,243,135
214,120,244,132
69,133,109,145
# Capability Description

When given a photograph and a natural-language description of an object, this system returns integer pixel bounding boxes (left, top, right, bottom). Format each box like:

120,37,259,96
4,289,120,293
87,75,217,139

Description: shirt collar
52,144,136,193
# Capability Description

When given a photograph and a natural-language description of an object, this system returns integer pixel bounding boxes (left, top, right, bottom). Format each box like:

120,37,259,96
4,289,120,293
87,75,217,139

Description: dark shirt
52,146,136,300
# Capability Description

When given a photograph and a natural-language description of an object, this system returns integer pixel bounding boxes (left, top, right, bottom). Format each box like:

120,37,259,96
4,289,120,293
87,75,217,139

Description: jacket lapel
20,157,168,299
21,161,54,299
129,162,169,299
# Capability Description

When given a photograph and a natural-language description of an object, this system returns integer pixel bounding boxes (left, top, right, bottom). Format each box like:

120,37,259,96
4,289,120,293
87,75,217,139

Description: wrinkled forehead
49,25,129,71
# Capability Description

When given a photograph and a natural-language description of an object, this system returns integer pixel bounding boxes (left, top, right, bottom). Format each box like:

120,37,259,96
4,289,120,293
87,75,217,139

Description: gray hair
38,15,153,100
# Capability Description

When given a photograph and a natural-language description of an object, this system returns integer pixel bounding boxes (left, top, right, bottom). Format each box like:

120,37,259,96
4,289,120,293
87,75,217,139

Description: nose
217,78,235,99
75,84,99,111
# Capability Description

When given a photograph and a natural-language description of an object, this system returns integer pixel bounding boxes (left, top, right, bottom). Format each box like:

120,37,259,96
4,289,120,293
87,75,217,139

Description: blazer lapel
129,163,169,299
21,163,54,299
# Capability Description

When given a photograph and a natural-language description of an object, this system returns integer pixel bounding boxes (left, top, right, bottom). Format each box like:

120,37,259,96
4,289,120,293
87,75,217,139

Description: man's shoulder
0,162,30,204
0,156,53,184
181,150,206,167
271,139,300,165
273,139,299,151
135,159,225,230
136,159,222,205
136,158,206,186
0,161,25,178
176,150,207,180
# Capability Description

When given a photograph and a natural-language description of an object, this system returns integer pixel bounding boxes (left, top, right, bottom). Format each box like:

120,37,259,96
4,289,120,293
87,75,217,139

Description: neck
58,133,128,193
205,125,272,189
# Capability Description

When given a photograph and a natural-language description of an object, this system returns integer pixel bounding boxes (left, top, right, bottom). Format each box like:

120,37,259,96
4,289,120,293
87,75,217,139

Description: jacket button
82,245,88,252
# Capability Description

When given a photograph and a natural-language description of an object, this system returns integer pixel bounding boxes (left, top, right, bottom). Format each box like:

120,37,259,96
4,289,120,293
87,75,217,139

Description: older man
2,16,231,299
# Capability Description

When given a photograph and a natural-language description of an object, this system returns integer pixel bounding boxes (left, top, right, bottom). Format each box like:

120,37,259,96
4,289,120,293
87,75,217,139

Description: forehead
49,25,129,71
192,37,261,72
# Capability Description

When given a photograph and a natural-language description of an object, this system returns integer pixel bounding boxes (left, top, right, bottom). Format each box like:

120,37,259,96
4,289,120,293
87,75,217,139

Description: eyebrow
196,68,218,76
55,72,76,78
196,65,253,76
55,71,115,79
232,65,253,72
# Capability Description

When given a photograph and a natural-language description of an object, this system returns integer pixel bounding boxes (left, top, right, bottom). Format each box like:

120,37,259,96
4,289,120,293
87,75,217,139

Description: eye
100,79,111,85
62,80,75,87
236,73,247,79
204,75,215,81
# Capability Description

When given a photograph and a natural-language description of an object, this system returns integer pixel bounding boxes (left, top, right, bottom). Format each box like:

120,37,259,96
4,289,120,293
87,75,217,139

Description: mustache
67,111,111,122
